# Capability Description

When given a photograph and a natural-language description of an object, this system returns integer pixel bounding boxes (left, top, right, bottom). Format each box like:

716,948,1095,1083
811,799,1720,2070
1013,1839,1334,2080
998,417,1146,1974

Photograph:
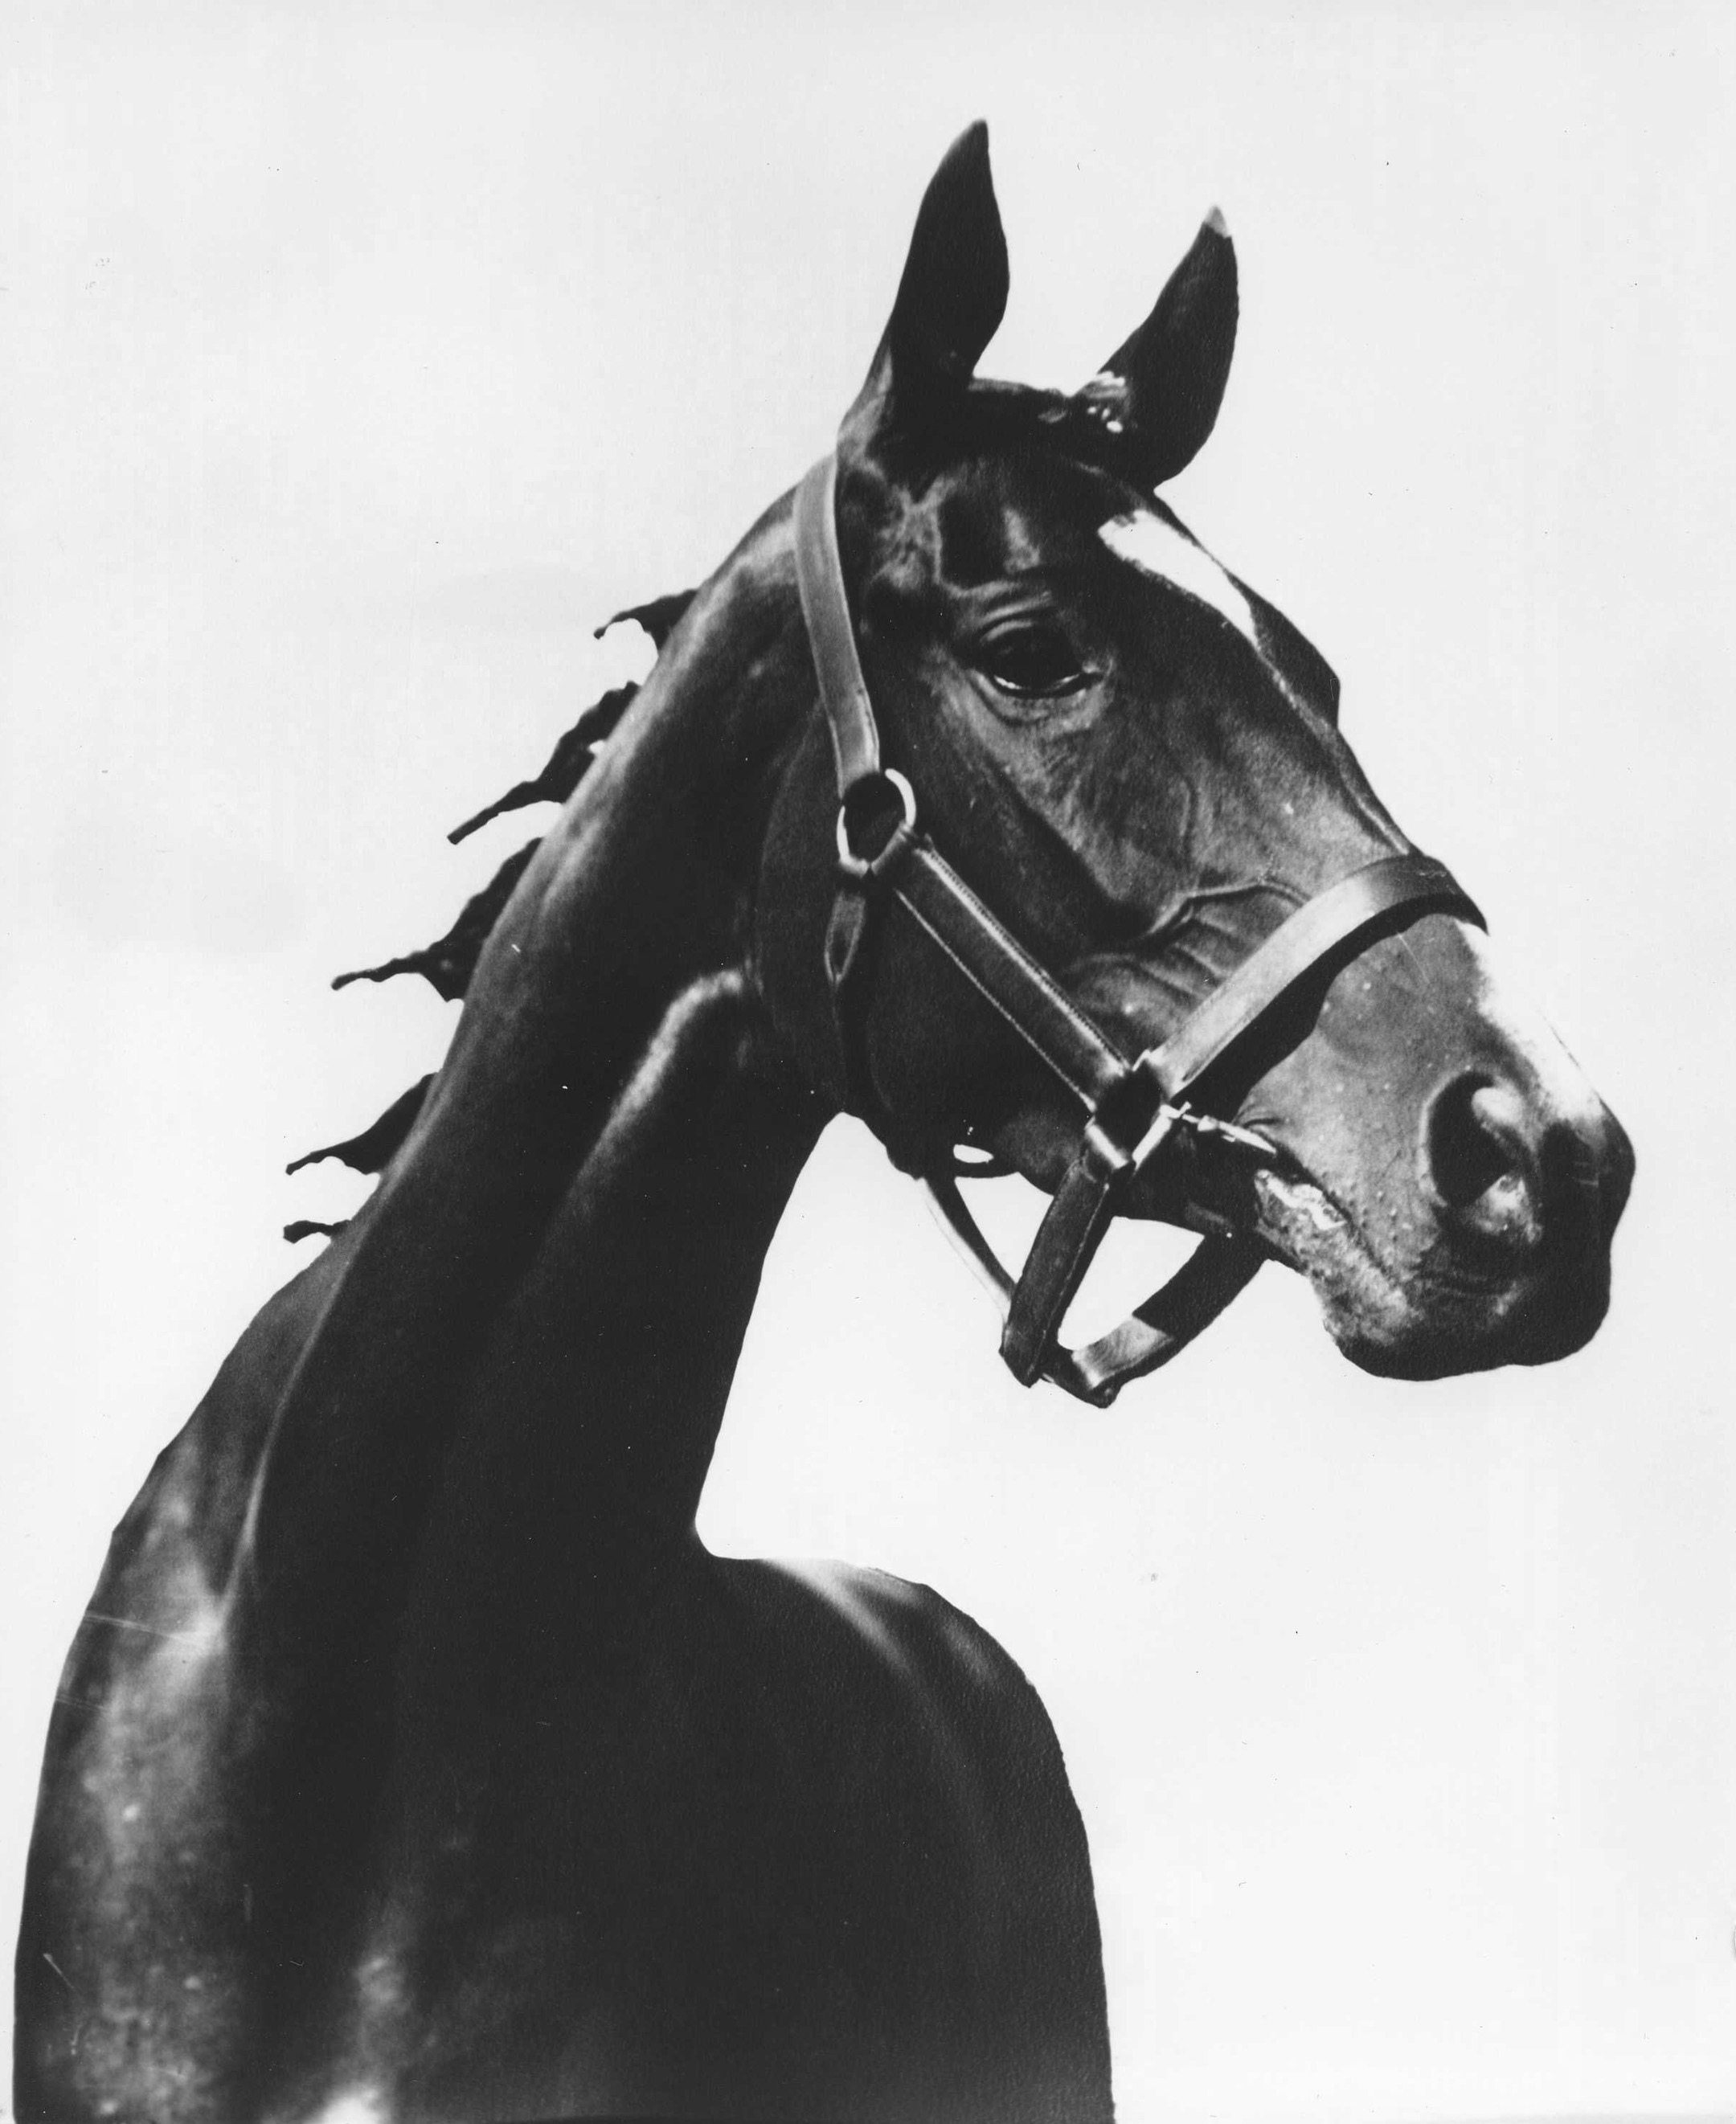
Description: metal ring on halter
834,768,917,881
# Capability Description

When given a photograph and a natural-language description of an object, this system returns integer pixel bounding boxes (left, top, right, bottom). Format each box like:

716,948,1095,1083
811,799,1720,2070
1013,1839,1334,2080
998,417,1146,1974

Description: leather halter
793,452,1484,1407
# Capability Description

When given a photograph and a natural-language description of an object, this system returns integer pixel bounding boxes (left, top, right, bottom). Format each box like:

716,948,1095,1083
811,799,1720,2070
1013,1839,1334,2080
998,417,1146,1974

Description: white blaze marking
310,2091,391,2124
1454,924,1608,1132
1099,509,1259,646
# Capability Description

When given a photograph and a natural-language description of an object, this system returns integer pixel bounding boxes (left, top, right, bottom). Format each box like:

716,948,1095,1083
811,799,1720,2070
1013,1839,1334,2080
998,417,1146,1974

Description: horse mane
284,587,697,1221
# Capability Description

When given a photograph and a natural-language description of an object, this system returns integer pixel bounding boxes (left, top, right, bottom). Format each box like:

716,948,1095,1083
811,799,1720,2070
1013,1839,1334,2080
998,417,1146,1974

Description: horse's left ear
1079,210,1238,485
849,121,1009,432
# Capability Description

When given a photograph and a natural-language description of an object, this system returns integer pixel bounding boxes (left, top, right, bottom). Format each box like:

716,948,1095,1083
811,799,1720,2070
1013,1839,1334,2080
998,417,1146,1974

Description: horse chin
1247,1165,1611,1381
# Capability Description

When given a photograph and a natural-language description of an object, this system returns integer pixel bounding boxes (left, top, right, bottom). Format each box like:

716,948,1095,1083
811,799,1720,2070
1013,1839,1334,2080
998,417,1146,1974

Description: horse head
755,124,1632,1389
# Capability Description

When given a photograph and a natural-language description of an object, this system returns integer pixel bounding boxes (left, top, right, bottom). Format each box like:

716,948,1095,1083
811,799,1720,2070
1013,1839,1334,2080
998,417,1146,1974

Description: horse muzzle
1231,918,1634,1380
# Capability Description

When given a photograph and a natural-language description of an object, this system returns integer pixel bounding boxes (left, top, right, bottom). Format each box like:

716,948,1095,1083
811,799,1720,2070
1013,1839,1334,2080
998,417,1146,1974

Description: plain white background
3,6,1732,2118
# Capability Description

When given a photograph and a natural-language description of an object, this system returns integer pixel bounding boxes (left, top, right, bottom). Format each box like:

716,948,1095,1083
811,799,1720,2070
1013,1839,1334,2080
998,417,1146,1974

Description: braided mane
285,589,696,1225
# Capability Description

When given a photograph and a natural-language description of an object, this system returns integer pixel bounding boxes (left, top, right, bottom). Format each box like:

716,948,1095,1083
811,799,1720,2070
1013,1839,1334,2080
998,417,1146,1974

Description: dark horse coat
16,127,1630,2123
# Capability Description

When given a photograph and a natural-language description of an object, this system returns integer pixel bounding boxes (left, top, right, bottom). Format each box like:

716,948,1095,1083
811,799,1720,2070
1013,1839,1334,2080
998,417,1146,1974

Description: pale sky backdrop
3,6,1734,2120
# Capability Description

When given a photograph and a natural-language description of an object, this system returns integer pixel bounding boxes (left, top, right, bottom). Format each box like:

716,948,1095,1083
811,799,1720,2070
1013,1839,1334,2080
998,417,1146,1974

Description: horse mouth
1112,1132,1427,1370
1251,1165,1356,1247
1244,1161,1478,1379
1247,1164,1395,1309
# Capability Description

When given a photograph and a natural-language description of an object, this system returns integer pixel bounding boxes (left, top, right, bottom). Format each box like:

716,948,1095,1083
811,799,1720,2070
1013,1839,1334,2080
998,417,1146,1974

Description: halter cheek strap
793,453,1484,1408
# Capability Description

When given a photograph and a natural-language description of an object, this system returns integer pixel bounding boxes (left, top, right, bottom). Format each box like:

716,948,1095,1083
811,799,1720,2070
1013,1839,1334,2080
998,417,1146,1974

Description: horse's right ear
848,122,1009,432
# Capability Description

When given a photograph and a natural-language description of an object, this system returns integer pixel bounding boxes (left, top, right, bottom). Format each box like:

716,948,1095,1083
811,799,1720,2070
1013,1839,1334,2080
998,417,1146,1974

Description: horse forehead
1097,507,1259,648
923,452,1114,581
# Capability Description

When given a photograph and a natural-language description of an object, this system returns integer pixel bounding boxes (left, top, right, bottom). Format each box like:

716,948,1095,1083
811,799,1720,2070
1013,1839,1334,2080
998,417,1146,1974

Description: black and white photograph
2,6,1730,2120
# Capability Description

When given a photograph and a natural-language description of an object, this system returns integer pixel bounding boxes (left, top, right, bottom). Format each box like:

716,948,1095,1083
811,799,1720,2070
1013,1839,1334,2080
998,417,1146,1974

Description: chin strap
793,452,1484,1407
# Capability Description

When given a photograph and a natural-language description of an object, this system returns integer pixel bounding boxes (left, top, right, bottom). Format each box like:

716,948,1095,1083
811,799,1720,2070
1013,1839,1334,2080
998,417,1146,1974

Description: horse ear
850,121,1009,428
1079,210,1238,485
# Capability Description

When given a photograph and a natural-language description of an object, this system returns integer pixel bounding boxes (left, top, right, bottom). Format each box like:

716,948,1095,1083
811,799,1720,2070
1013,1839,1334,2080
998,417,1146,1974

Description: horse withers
16,126,1631,2123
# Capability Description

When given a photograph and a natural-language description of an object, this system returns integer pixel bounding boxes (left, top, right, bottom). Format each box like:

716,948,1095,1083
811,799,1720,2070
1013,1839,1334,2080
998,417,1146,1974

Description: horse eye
973,621,1091,699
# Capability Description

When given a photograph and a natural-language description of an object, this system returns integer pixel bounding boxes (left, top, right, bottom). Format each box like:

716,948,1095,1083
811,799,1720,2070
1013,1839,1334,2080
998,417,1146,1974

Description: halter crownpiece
793,452,1484,1407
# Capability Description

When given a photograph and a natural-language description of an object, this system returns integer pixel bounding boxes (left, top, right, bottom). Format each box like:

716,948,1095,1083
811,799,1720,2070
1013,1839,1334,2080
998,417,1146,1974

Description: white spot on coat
1099,510,1259,645
1455,923,1610,1134
309,2089,391,2124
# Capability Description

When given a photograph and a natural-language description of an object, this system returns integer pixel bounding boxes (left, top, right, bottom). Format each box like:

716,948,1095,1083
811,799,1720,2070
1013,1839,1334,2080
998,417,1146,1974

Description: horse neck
235,498,829,1637
433,964,828,1569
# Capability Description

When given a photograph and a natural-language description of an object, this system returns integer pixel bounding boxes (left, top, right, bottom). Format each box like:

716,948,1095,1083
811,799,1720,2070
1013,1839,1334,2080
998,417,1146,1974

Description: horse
14,125,1632,2124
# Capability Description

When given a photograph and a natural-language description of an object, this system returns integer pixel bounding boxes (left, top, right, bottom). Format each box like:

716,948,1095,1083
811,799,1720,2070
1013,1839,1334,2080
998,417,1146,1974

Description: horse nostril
1423,1073,1541,1251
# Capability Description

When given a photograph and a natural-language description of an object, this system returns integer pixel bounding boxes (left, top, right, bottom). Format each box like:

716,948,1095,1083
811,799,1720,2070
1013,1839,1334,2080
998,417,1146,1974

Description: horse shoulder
710,1554,1114,2114
727,1553,1090,1840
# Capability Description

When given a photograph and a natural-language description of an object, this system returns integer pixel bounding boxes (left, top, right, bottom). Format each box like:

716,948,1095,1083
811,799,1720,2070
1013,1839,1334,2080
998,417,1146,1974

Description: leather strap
998,1134,1128,1385
1066,1234,1266,1404
1148,854,1482,1099
923,1170,1266,1408
795,457,882,794
883,839,1132,1110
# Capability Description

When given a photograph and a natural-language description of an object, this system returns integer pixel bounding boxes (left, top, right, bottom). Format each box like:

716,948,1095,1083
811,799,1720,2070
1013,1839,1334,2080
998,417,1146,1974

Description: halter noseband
793,452,1484,1407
